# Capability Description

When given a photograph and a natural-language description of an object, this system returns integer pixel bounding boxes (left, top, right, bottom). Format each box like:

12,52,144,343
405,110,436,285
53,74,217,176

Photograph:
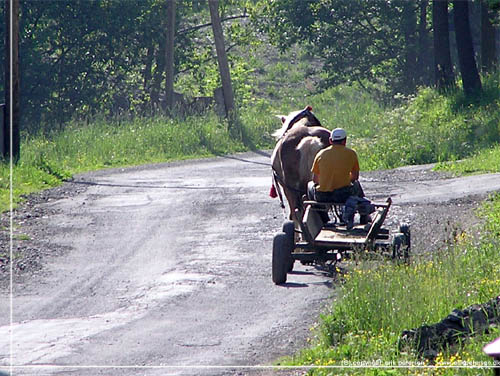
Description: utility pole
3,0,20,162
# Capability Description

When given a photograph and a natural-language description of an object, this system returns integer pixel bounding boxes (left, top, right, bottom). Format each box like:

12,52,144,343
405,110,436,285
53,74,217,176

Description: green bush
357,83,500,170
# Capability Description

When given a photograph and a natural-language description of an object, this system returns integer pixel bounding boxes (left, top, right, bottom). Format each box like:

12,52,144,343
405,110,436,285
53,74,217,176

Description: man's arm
350,170,359,182
313,173,320,184
350,151,360,182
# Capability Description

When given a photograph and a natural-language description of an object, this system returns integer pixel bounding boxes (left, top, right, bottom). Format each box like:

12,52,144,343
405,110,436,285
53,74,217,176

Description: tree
254,0,435,96
402,1,418,92
209,0,235,119
164,0,176,113
417,0,433,86
453,0,482,96
1,0,253,129
3,0,20,161
480,0,497,73
432,0,455,90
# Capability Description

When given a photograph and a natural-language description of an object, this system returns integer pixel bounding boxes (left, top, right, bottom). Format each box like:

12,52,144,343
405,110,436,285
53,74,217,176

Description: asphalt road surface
2,151,500,376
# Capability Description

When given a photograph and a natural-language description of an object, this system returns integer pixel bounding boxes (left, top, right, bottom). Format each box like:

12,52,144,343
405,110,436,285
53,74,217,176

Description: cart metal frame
272,197,410,284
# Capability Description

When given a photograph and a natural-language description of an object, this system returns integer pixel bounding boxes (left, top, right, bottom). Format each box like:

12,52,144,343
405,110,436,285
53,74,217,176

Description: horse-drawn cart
272,197,410,285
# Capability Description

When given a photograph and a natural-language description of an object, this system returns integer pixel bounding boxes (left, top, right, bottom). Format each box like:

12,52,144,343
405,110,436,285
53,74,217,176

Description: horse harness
271,105,323,211
272,169,306,210
282,106,321,136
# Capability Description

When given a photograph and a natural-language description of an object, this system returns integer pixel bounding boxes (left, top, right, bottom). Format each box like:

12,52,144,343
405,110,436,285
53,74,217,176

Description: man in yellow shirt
308,128,372,228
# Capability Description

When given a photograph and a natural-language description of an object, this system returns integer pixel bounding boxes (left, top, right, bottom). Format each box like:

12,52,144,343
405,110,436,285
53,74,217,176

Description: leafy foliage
0,0,256,133
356,75,500,170
252,0,429,96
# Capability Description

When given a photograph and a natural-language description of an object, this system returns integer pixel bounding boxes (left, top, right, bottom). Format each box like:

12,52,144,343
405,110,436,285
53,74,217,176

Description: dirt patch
363,166,485,256
1,155,498,373
0,181,88,287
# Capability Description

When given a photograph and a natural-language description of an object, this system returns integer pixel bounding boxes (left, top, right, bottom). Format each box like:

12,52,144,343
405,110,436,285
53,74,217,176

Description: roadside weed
286,193,500,374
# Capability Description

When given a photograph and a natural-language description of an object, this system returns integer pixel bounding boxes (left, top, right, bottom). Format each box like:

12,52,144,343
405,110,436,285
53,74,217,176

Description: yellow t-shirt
311,144,359,192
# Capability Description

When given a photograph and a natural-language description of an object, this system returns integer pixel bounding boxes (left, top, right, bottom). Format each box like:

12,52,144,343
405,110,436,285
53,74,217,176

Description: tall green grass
0,111,273,211
272,74,500,172
285,194,500,375
356,82,500,170
436,147,500,175
2,74,500,212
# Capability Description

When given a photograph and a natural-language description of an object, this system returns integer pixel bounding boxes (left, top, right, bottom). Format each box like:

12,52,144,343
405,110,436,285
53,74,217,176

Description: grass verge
284,193,500,375
435,146,500,175
3,73,500,212
0,109,277,211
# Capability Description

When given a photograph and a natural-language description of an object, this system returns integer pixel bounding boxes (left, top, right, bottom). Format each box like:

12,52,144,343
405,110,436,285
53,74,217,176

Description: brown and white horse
270,106,331,222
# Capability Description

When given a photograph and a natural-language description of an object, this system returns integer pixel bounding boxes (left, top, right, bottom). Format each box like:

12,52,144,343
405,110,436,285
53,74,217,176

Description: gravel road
1,151,500,376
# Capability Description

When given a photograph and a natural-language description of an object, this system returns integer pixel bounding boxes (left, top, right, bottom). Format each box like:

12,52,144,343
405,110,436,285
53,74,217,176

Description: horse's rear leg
283,189,303,223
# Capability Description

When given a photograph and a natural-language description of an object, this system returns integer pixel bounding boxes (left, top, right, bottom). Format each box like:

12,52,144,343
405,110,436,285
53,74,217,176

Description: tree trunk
3,0,20,162
417,0,433,86
151,37,166,112
402,1,418,93
143,44,154,97
453,0,482,96
432,0,455,90
480,0,497,73
164,0,176,113
208,0,235,119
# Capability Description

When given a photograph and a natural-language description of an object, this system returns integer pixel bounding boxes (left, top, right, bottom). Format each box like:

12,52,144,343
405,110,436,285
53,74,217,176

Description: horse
270,106,331,222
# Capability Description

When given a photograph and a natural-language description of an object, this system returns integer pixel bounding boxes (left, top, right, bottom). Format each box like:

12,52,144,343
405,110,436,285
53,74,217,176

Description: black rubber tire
399,224,411,259
272,233,288,284
403,230,411,262
392,231,411,262
391,233,405,260
282,221,295,272
282,221,295,238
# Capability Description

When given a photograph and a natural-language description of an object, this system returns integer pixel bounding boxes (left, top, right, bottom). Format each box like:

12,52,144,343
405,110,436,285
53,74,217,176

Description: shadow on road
219,152,271,167
281,282,309,288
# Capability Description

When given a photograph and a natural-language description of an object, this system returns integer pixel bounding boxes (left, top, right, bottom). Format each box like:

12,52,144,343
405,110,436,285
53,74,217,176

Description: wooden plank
315,229,367,244
303,205,324,240
366,198,392,242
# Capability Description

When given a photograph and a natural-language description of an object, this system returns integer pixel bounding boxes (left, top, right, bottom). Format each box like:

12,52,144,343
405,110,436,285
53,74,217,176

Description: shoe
346,219,354,230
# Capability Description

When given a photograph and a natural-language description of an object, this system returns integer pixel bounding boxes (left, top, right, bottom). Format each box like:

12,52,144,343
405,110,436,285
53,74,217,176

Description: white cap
331,128,347,141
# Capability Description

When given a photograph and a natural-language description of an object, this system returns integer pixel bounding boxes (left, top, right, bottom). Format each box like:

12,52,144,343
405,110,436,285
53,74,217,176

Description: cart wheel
282,221,295,272
392,231,411,262
282,221,295,237
272,233,289,284
399,224,411,259
392,233,405,260
403,229,411,262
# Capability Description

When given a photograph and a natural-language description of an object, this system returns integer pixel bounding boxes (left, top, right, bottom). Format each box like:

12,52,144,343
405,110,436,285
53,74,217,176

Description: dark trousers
307,181,370,224
307,180,364,203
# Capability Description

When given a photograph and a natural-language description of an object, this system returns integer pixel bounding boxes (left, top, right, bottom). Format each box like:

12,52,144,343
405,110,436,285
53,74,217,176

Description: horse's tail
270,140,286,208
296,136,324,184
